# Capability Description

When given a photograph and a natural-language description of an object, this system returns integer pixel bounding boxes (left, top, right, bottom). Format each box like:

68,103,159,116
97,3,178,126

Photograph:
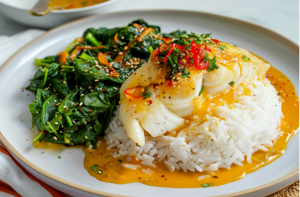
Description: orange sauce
48,0,108,9
83,66,299,188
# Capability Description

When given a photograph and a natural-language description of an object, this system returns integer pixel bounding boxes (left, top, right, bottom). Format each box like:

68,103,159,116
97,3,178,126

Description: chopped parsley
91,164,99,172
202,183,212,188
118,160,123,163
219,45,227,50
229,81,235,86
199,85,205,96
243,54,250,61
58,156,61,159
181,67,190,79
204,54,219,72
139,86,152,99
143,92,152,98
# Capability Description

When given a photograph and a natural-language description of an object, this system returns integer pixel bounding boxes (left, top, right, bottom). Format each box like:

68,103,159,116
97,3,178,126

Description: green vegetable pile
26,19,166,149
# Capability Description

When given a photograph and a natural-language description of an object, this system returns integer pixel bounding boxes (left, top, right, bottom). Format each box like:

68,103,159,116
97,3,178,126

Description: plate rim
0,9,298,197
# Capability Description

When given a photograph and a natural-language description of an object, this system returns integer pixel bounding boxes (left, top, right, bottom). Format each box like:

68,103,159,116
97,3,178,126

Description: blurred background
0,0,298,43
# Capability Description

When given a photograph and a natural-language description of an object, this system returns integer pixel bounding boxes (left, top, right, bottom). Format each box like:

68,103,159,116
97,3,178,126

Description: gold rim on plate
0,9,298,197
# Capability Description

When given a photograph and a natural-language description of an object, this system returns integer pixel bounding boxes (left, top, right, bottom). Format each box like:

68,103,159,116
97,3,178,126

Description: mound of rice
104,79,282,172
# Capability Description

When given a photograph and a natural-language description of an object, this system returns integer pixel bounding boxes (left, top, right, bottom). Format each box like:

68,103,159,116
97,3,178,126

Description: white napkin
0,29,62,197
0,29,45,66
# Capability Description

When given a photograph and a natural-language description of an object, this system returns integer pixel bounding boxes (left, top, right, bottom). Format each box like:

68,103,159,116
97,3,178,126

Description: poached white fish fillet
119,41,270,146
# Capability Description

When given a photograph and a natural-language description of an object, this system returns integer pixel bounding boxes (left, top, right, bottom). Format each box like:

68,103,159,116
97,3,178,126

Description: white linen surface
0,29,54,197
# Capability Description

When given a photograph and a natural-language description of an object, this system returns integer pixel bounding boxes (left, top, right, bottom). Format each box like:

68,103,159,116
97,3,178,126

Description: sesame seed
80,94,84,97
95,79,99,82
47,102,49,104
84,121,87,125
90,71,93,73
63,81,66,84
26,137,29,141
54,122,58,125
54,100,57,102
85,136,88,139
79,102,83,106
113,87,117,90
42,151,45,154
119,52,123,55
53,136,57,140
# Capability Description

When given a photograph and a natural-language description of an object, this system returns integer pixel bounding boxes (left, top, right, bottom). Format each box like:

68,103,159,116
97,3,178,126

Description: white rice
104,79,282,172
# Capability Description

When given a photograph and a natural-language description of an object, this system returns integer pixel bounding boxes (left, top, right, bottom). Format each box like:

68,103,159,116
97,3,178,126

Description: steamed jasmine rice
104,78,282,172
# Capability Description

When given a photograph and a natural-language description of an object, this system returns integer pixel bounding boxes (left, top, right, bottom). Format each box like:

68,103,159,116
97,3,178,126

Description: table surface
0,0,299,44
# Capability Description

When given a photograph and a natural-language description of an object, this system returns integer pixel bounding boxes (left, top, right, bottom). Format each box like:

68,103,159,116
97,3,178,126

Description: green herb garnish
205,54,219,72
91,164,99,172
143,92,152,98
202,183,212,188
181,67,190,79
58,156,61,159
219,45,227,50
199,85,205,96
243,54,250,61
229,81,235,86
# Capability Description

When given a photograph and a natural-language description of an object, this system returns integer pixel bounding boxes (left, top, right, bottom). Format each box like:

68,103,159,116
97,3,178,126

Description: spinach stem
47,121,58,136
42,95,53,128
41,68,48,88
80,52,93,61
33,131,44,144
64,134,70,144
86,141,91,147
66,116,73,127
85,32,100,47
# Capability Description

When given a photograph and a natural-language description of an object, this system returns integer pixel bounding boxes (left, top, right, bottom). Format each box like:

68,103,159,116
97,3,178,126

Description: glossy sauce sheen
82,67,299,188
48,0,108,9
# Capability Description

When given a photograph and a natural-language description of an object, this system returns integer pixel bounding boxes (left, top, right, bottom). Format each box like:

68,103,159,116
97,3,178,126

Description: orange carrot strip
70,45,107,60
58,51,69,65
137,27,153,42
97,52,119,77
114,33,118,44
132,23,141,29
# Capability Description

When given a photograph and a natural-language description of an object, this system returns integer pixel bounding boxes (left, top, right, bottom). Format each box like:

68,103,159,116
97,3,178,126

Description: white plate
0,10,298,197
0,0,119,28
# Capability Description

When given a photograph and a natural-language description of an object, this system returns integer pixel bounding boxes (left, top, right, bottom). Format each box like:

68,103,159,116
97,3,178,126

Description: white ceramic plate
0,10,298,197
0,0,119,28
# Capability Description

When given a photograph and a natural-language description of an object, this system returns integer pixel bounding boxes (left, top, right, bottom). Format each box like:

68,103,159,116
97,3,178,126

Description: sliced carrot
132,23,141,29
137,27,153,42
58,51,69,65
151,33,173,44
114,55,124,63
114,33,118,44
97,52,119,77
70,45,107,60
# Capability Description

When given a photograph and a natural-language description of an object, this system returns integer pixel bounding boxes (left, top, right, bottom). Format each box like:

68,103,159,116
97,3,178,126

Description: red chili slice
211,39,220,44
167,80,173,86
157,43,176,62
124,87,143,98
200,44,211,52
199,60,209,69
